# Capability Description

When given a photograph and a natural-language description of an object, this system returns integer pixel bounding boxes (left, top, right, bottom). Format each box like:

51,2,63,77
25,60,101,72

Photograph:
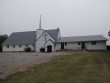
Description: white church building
2,16,108,52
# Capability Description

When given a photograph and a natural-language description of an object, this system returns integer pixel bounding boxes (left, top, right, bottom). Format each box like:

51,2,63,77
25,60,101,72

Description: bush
24,47,31,52
40,48,45,52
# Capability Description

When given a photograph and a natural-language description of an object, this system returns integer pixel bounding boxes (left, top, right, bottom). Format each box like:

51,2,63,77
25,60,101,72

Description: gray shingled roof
57,35,108,43
2,29,59,45
46,29,59,41
2,31,36,45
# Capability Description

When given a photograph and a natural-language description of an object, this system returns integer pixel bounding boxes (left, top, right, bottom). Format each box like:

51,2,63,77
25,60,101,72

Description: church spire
39,15,41,29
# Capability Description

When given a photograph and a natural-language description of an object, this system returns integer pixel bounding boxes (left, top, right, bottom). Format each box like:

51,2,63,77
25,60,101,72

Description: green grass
0,51,110,83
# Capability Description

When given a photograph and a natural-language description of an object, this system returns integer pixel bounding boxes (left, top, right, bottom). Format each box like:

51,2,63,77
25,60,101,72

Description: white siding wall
3,44,35,52
55,41,106,51
64,42,81,50
55,43,61,51
55,42,81,51
85,41,106,50
36,31,55,52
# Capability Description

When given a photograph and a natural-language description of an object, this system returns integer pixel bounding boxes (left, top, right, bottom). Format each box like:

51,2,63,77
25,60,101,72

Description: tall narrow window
92,41,96,45
7,45,9,48
78,42,80,45
65,43,67,46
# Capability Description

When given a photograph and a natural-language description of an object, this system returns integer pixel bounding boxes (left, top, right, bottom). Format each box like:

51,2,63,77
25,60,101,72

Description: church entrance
47,45,52,52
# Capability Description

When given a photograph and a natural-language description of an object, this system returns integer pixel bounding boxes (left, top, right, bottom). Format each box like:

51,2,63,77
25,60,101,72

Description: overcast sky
0,0,110,44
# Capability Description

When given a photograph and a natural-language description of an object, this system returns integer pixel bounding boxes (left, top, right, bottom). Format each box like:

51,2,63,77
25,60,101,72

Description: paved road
0,52,71,79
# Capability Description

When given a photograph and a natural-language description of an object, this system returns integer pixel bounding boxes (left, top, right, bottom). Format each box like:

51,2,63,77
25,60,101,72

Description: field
0,51,110,83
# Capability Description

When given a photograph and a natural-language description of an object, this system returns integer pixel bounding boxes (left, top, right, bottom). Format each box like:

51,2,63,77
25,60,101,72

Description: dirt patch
0,52,72,79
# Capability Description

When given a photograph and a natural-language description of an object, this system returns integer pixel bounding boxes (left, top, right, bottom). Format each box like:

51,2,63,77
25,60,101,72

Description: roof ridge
45,29,57,31
12,31,36,34
62,35,103,38
11,29,58,34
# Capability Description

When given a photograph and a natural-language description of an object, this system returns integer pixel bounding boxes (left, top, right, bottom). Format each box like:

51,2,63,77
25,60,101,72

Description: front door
47,45,52,52
81,42,85,49
61,42,64,49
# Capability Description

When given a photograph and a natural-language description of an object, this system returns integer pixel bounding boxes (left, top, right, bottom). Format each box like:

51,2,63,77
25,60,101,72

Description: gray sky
0,0,110,44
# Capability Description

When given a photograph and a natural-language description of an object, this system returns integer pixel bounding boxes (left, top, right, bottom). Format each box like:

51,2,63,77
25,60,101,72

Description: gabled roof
46,29,59,41
2,31,36,45
57,35,108,43
2,29,59,45
44,39,54,46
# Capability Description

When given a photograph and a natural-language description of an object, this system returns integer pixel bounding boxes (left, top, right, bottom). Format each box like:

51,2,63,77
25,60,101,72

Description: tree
108,31,110,37
0,35,8,52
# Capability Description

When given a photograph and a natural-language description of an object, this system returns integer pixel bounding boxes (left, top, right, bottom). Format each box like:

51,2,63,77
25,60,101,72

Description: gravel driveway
0,52,71,79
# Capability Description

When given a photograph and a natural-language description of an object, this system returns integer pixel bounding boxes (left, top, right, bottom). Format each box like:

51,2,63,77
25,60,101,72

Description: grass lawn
0,51,110,83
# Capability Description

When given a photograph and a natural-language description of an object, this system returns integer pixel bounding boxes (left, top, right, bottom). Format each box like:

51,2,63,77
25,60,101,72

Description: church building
2,16,108,52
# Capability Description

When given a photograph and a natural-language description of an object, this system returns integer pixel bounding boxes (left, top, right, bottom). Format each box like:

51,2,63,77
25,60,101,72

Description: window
78,42,80,45
19,45,22,47
65,43,67,46
12,45,15,48
92,41,96,45
7,45,9,48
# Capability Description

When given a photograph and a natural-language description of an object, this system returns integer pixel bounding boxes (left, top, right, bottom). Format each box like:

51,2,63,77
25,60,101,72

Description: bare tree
108,31,110,37
0,35,8,52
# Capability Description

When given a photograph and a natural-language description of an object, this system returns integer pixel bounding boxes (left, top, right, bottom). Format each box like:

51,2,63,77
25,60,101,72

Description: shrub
40,48,45,52
24,47,31,52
